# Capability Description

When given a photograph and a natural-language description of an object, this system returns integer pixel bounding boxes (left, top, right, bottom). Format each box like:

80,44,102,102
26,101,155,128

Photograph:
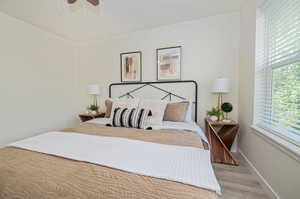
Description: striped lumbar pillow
111,108,152,129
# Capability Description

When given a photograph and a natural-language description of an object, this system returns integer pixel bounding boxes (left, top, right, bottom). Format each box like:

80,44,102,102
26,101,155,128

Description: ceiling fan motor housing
67,0,99,6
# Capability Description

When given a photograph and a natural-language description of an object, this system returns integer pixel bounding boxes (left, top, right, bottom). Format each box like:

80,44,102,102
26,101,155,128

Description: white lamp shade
88,84,100,95
212,78,230,93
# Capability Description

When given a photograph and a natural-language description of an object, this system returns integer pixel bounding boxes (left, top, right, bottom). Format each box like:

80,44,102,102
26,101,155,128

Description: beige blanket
0,123,217,199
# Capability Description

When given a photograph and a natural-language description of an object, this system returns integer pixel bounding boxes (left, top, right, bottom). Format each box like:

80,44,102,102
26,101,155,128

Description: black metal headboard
109,80,198,121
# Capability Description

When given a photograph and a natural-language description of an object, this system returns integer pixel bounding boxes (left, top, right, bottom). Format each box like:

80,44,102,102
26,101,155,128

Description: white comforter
9,132,221,194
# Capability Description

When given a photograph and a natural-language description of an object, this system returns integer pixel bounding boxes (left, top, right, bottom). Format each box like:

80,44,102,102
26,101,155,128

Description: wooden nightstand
204,118,239,166
79,113,105,122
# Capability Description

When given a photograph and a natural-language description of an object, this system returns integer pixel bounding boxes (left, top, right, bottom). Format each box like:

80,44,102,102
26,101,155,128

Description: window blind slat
257,118,300,137
256,110,300,124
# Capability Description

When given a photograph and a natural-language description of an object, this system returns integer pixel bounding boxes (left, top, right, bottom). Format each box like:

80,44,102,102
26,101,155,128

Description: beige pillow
138,99,167,125
163,102,189,122
105,100,113,118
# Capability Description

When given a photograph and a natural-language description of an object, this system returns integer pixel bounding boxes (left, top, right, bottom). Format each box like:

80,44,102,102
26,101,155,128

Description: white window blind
254,0,300,146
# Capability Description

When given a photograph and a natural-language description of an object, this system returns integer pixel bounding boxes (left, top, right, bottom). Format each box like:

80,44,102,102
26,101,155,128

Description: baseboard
239,150,281,199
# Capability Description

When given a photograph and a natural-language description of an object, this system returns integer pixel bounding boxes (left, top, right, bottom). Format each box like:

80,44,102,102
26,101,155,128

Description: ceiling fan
67,0,100,6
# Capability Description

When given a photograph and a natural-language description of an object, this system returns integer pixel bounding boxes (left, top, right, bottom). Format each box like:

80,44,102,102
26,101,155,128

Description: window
254,0,300,146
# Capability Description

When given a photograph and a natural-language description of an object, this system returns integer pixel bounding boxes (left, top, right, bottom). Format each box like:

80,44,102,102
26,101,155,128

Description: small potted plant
87,104,100,115
207,107,221,121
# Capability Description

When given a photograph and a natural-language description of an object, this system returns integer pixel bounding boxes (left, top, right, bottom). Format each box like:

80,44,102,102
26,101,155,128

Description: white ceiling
0,0,245,42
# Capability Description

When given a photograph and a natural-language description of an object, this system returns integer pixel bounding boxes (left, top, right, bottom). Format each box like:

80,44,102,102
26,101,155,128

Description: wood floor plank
213,152,270,199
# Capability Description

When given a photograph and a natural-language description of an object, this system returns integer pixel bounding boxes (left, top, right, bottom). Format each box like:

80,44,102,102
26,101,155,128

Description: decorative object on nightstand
87,84,100,113
207,107,221,121
79,113,105,122
205,118,239,166
221,102,233,122
212,78,230,120
87,104,100,115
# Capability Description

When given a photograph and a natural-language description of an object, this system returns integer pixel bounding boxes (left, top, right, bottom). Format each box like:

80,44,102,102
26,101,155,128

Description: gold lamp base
89,95,100,113
217,93,225,121
91,95,98,107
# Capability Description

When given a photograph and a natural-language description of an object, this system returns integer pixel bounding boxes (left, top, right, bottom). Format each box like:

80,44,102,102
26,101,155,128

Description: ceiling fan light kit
67,0,100,6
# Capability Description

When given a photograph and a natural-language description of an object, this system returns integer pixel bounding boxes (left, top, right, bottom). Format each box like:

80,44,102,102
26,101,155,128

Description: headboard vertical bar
195,81,198,122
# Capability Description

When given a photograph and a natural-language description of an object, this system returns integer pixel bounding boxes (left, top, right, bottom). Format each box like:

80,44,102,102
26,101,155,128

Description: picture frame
120,51,142,82
157,46,181,81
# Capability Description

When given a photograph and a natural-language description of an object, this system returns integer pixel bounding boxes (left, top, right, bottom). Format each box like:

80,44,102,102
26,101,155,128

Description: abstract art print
120,51,142,82
157,46,181,81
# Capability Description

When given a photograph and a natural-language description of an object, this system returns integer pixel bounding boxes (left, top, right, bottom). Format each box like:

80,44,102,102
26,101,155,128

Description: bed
0,81,220,199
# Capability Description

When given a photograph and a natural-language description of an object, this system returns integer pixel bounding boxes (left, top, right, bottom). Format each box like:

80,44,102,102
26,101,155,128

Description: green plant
221,102,233,113
87,104,99,113
207,107,221,117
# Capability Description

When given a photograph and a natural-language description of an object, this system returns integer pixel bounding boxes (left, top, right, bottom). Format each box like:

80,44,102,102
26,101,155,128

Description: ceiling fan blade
67,0,77,4
86,0,99,6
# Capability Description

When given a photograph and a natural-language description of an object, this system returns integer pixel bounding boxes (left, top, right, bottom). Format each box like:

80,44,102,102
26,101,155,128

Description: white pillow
185,100,194,123
138,99,167,125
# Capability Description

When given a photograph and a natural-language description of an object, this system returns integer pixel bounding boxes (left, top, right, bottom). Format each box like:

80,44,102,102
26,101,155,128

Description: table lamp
88,84,100,106
212,78,230,120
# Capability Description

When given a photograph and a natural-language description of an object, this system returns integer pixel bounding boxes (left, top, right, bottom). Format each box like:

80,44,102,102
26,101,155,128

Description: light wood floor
213,153,270,199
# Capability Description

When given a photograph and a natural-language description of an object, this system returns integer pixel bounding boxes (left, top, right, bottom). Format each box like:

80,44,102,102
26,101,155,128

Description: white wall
78,13,240,128
0,12,80,146
238,1,300,199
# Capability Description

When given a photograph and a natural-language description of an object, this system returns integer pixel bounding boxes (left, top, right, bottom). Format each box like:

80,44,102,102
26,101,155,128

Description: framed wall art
157,46,181,81
120,51,142,82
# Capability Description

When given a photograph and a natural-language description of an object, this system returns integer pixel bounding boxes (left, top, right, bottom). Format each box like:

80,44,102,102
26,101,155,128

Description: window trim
255,2,300,147
251,125,300,162
254,0,300,161
254,60,300,147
